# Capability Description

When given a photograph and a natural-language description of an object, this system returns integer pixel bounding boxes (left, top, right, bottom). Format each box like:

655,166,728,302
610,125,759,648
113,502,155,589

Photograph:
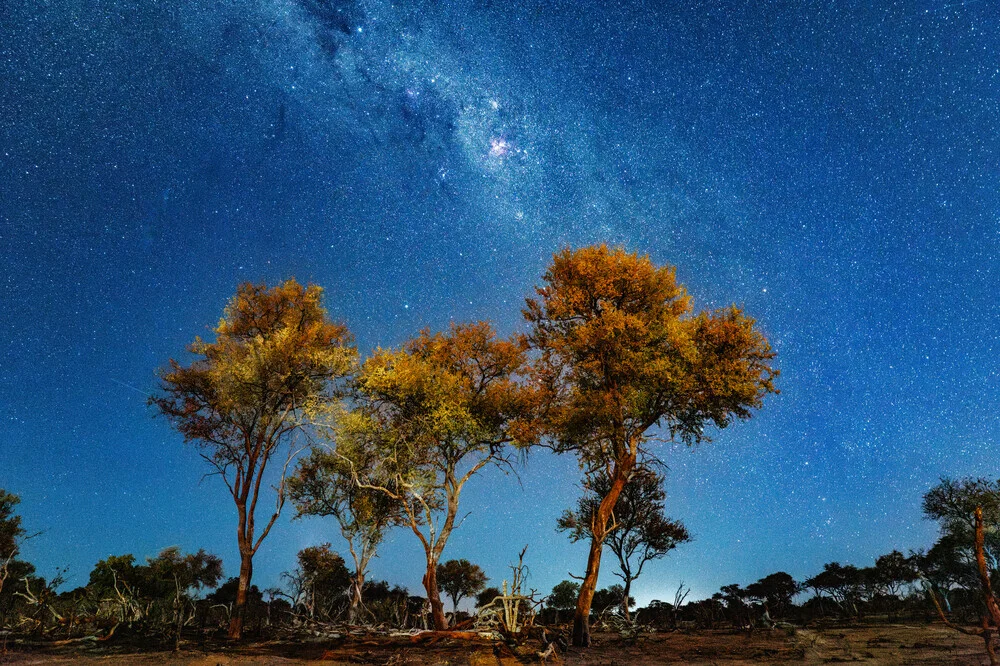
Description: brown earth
0,623,992,665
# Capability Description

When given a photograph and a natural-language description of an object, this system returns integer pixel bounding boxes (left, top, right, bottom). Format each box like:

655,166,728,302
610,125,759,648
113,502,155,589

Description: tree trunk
422,561,448,631
572,537,604,647
621,578,632,622
228,550,253,640
348,570,364,625
571,457,634,647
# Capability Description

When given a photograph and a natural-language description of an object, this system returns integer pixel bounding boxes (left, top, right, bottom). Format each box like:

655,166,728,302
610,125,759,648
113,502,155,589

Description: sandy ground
0,623,992,665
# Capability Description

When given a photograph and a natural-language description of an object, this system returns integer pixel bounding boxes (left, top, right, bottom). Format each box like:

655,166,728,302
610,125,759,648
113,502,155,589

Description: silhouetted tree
334,322,535,630
476,586,502,609
436,559,488,614
558,466,689,621
152,279,356,639
525,245,778,646
805,563,865,618
547,580,580,624
591,585,634,615
744,572,798,620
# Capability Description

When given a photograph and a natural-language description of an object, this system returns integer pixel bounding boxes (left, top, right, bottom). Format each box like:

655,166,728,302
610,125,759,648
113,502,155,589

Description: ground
0,624,991,665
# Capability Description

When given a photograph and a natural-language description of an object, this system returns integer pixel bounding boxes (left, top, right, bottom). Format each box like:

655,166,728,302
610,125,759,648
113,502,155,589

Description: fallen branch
409,630,487,644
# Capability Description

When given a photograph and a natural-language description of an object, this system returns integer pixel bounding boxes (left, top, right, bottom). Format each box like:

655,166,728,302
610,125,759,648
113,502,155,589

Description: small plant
474,546,544,644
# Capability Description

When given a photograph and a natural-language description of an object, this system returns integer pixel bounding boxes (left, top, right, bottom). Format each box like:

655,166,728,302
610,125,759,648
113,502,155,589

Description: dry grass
0,623,992,665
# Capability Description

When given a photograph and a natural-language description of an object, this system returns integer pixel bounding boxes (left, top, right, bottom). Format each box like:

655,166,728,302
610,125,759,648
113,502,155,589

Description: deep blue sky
2,0,999,605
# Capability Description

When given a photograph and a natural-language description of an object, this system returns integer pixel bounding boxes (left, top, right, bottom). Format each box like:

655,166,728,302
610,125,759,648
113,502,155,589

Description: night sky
2,0,999,606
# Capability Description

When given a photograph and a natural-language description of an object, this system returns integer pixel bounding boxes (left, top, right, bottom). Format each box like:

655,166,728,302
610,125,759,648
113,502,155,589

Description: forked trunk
422,561,448,630
348,571,365,625
228,551,253,640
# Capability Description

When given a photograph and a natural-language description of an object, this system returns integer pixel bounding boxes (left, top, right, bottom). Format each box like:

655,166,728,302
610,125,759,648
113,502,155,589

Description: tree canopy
436,559,488,613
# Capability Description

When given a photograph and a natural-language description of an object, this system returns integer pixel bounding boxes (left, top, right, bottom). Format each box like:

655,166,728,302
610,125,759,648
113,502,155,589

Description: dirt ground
0,623,992,665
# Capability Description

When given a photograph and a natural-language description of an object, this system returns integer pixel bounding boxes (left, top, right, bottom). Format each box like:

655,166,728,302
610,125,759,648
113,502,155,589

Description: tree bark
571,457,634,647
348,570,364,625
228,549,253,640
423,560,448,631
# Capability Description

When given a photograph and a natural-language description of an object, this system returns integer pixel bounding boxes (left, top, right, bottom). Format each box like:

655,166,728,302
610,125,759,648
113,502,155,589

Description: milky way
2,1,999,603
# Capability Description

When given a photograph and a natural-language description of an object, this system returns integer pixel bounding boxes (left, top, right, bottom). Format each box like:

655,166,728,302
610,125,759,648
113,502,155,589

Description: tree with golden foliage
151,279,356,640
334,322,535,630
524,245,778,647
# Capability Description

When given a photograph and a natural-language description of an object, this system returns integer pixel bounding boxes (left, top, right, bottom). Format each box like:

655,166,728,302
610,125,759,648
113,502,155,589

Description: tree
548,580,580,612
557,466,690,621
547,580,580,625
289,447,400,623
873,550,918,598
285,544,352,621
921,477,1000,664
591,585,634,615
0,490,29,598
436,559,488,614
804,562,865,618
334,322,534,630
148,547,223,650
152,279,356,639
525,245,778,646
744,572,798,619
0,491,36,622
476,586,502,609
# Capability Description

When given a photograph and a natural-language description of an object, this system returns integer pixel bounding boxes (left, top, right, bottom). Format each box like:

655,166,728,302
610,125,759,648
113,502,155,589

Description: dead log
409,630,484,644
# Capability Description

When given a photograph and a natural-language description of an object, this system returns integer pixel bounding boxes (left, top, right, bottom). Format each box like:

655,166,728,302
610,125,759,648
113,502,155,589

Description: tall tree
921,477,1000,665
436,559,488,614
525,245,778,646
289,447,400,623
335,322,534,630
152,279,356,639
557,466,690,621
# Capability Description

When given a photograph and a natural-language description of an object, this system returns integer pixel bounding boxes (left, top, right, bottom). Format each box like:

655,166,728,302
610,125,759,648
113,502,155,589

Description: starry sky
2,0,1000,606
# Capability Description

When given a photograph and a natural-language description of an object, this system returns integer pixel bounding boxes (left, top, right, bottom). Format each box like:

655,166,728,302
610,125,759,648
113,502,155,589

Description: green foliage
148,546,224,596
918,477,1000,624
548,580,580,611
289,445,401,622
436,559,487,611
